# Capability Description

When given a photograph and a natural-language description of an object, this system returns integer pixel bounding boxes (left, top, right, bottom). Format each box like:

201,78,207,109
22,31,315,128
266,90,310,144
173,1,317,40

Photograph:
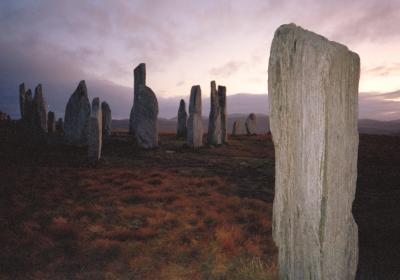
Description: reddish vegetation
1,129,399,279
0,132,277,279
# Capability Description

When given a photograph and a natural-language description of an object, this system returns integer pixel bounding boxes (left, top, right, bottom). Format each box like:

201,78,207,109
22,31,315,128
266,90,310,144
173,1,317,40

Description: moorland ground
0,129,399,279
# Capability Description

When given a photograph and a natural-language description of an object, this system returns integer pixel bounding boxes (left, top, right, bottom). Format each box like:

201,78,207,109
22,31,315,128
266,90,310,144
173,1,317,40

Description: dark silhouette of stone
56,118,64,133
101,101,112,143
269,23,360,279
19,83,33,123
187,85,203,147
88,97,102,162
245,113,257,135
47,111,55,133
177,99,187,138
130,63,146,135
207,81,221,145
232,120,245,136
32,84,48,134
64,80,91,146
218,86,228,143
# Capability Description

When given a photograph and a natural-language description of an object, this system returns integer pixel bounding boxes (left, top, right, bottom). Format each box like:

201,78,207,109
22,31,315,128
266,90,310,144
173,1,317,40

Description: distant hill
113,114,270,134
114,116,400,136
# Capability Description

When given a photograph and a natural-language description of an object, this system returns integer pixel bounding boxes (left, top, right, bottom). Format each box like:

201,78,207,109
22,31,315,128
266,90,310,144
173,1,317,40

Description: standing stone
218,86,228,143
232,120,245,136
31,84,48,133
187,85,203,148
19,83,33,123
269,24,359,280
207,81,221,145
129,63,146,135
88,98,102,162
177,99,187,138
47,111,56,133
134,84,159,148
64,80,91,146
56,118,64,133
245,113,257,135
101,101,112,144
128,64,158,148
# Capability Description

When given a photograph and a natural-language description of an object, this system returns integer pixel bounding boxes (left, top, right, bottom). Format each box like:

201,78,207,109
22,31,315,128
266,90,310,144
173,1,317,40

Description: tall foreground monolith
187,85,203,147
101,101,112,144
218,86,227,143
177,99,187,138
88,98,102,162
207,81,221,145
269,24,359,280
64,81,91,146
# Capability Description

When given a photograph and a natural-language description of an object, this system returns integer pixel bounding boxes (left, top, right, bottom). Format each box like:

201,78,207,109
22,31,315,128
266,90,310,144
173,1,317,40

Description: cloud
209,61,245,78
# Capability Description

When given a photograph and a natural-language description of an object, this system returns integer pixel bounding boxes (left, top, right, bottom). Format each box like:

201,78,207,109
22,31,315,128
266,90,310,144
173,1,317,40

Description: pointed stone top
91,97,100,115
74,80,88,97
189,85,202,114
19,83,25,92
210,81,217,92
134,63,146,88
101,101,110,110
179,99,185,107
34,84,43,97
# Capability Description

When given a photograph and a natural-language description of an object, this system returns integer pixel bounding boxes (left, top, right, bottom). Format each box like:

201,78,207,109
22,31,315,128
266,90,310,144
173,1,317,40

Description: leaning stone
187,85,203,147
207,81,221,145
134,84,159,149
47,111,56,133
218,86,228,143
245,113,257,135
269,23,360,280
101,101,112,144
177,99,187,138
88,97,102,162
130,63,146,135
31,84,48,134
232,120,245,136
64,80,91,146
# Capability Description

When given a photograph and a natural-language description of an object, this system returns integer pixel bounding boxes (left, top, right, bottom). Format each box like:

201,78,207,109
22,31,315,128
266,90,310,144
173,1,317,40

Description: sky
1,0,400,120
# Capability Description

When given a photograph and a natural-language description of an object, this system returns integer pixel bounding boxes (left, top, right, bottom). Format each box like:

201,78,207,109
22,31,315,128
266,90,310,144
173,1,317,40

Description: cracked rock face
207,81,221,145
88,97,102,162
101,101,112,144
187,85,203,148
269,24,359,280
64,80,91,146
177,99,187,138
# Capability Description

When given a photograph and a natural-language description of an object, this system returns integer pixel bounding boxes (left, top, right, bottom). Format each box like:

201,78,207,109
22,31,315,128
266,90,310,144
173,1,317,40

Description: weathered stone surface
245,113,257,135
232,120,245,136
101,101,112,144
130,63,146,135
269,23,359,280
177,99,187,138
47,111,55,133
207,81,221,145
134,84,159,148
56,118,64,133
32,84,48,133
64,80,91,146
218,86,228,143
88,97,102,162
187,85,203,147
